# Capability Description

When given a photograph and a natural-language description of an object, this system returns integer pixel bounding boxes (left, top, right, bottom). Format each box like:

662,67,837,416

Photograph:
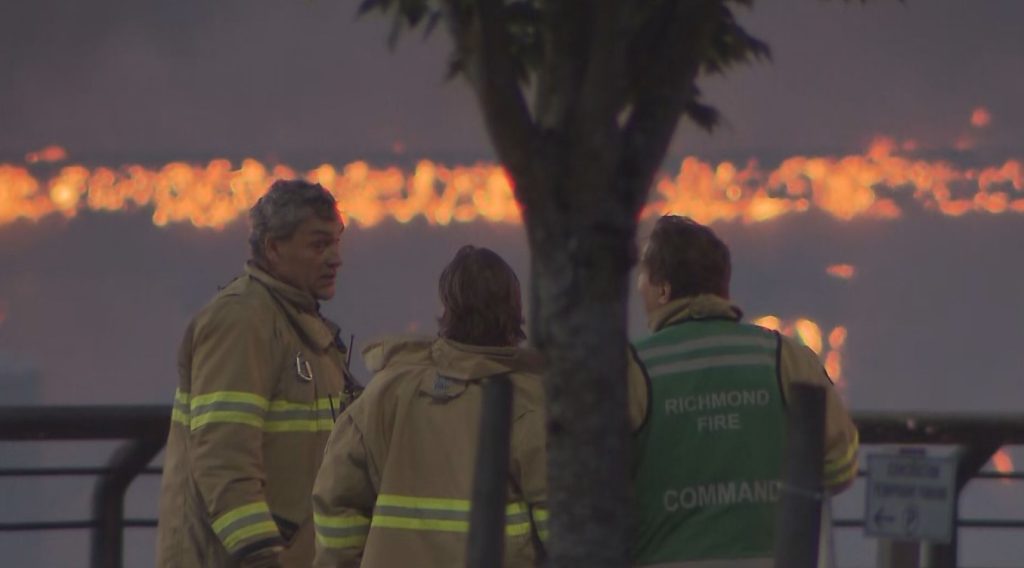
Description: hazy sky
2,0,1023,163
1,1,1023,566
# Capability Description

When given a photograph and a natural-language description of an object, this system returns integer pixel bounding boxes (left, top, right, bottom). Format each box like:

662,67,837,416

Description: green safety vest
632,319,786,565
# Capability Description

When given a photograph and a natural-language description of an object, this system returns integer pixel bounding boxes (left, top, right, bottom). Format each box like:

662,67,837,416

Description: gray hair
248,179,341,261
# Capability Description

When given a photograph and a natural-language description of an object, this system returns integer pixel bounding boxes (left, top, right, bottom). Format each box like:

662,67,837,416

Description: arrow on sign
905,504,920,534
874,507,896,526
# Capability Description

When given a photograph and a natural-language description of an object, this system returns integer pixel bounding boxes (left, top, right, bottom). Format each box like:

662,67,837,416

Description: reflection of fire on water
826,264,855,280
1,136,1022,229
992,449,1015,482
753,314,1017,477
751,316,847,391
24,145,68,164
971,107,992,128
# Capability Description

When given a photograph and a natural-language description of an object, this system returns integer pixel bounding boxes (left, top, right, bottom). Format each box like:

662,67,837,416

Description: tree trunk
527,180,635,566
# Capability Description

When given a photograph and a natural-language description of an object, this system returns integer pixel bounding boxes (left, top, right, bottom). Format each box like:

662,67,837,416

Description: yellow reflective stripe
212,502,279,552
828,465,857,485
505,501,528,515
506,520,532,536
172,389,191,427
223,520,280,550
376,494,470,511
531,506,549,541
190,411,264,430
171,408,190,427
191,391,269,410
372,515,469,532
824,454,859,486
212,502,271,532
374,494,528,514
263,398,335,432
824,430,859,476
371,496,531,536
314,512,370,529
189,391,268,430
316,397,336,410
314,513,369,549
371,516,532,536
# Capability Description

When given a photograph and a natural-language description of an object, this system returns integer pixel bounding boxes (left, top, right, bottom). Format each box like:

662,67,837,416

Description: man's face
265,214,344,300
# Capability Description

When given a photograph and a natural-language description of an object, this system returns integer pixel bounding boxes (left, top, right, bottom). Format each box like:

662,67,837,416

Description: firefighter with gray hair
157,179,361,568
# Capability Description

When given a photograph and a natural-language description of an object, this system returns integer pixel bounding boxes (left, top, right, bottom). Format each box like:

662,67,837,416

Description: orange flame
993,449,1014,477
793,319,823,355
971,107,992,128
1,138,1022,229
828,326,847,350
25,145,68,164
752,316,848,390
826,264,855,280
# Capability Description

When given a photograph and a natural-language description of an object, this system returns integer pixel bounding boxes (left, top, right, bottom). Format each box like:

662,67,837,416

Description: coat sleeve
187,300,284,561
312,411,375,568
511,409,549,546
778,337,860,492
627,345,651,434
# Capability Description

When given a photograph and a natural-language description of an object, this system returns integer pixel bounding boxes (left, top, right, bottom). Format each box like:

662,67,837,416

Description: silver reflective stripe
648,353,775,377
316,523,369,538
639,335,775,360
642,558,772,568
190,400,265,418
506,511,530,526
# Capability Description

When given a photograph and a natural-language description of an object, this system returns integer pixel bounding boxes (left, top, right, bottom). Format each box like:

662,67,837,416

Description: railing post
774,383,826,568
466,375,513,568
91,435,165,568
877,540,919,568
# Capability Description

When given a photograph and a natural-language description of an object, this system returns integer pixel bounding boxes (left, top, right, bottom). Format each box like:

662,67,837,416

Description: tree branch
572,0,631,141
533,2,591,133
563,0,636,225
618,0,719,216
440,0,537,185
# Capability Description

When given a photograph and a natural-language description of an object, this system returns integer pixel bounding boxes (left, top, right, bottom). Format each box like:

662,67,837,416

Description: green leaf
684,100,720,133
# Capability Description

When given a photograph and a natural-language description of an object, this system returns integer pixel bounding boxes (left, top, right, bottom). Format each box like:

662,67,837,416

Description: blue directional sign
865,450,956,544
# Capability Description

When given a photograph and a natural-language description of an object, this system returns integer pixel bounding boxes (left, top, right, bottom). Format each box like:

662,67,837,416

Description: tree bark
525,171,636,566
434,3,730,566
524,157,634,564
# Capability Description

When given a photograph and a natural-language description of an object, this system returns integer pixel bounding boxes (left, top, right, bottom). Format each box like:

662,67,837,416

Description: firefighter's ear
264,236,282,265
656,281,672,306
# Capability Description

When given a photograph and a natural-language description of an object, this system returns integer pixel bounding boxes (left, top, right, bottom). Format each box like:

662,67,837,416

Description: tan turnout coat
157,263,357,567
312,336,549,568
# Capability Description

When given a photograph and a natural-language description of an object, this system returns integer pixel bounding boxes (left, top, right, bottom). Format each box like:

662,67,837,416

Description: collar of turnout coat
362,336,544,381
648,294,744,332
245,262,336,351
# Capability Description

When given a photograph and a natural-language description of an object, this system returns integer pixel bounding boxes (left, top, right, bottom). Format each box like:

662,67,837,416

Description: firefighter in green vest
630,215,859,567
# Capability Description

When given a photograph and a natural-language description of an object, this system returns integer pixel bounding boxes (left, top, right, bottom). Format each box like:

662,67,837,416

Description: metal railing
0,406,169,568
1,406,1022,568
836,412,1024,568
